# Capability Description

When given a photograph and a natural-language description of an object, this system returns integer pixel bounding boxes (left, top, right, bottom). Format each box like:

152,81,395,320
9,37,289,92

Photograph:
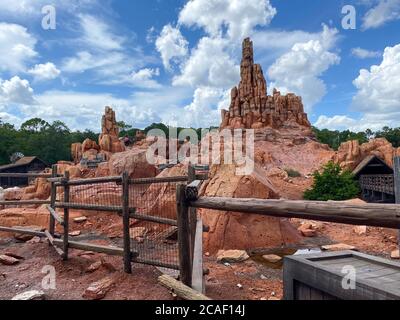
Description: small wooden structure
284,250,400,300
0,156,47,187
352,155,395,203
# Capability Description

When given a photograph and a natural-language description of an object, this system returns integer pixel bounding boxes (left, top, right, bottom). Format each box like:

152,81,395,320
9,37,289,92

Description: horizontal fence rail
0,173,55,178
0,200,51,206
189,197,400,229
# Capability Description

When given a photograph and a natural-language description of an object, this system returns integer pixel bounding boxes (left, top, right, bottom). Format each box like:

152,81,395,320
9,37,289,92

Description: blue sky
0,0,399,132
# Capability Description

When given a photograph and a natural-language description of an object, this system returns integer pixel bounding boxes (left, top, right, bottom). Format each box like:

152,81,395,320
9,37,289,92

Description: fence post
49,164,57,237
394,157,400,252
122,171,132,274
188,164,197,269
62,170,70,261
177,184,192,287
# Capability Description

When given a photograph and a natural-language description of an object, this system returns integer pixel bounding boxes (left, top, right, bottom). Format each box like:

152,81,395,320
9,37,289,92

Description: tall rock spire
221,38,311,130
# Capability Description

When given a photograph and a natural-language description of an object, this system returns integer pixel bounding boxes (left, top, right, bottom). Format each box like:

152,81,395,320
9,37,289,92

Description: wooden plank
46,205,64,226
0,200,51,206
44,230,64,256
0,226,46,237
52,239,138,257
393,156,400,252
55,202,127,213
133,257,179,270
130,176,188,185
128,212,176,226
190,197,400,229
49,164,57,236
191,218,205,294
176,184,192,287
158,274,211,300
54,176,122,186
0,173,52,178
63,171,70,261
122,171,132,274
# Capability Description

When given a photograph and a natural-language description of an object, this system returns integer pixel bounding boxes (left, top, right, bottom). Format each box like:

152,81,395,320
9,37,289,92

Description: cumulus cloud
61,15,154,86
0,23,37,73
351,47,381,59
352,43,400,114
318,44,400,132
178,87,228,128
173,37,239,88
268,25,340,111
362,0,400,30
28,63,61,81
314,115,359,131
156,24,189,70
179,0,276,40
129,68,161,88
0,76,36,105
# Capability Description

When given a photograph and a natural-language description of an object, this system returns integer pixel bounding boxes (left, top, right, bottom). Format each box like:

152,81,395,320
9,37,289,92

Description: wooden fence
0,165,208,284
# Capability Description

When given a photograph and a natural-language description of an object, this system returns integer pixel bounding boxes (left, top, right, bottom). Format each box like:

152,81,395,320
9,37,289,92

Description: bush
303,162,360,201
285,168,301,178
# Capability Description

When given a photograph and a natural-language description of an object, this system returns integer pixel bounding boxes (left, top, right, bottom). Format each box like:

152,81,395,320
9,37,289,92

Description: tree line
2,116,400,166
312,126,400,150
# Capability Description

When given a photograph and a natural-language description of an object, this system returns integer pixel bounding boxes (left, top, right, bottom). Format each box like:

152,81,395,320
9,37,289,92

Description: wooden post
49,164,57,237
122,171,132,274
177,184,192,287
393,157,400,251
187,164,197,270
62,171,70,261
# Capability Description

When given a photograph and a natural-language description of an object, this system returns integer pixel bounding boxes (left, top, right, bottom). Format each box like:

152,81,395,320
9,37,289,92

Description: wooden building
0,157,48,188
352,155,395,203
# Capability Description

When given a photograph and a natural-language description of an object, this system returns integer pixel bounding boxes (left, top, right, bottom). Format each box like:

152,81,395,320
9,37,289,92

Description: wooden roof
352,155,392,178
0,156,45,171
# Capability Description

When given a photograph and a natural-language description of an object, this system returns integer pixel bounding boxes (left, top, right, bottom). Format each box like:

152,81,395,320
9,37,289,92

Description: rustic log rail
189,197,400,229
0,165,208,288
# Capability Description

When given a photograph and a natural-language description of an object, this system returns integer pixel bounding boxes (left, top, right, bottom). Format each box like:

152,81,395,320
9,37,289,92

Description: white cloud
351,47,381,59
156,24,189,70
319,44,400,132
352,43,400,114
61,15,154,86
28,63,61,81
173,37,239,88
362,0,400,30
129,68,161,88
0,76,36,105
268,25,340,111
314,115,359,131
0,23,37,73
78,14,124,51
179,0,276,40
174,87,228,128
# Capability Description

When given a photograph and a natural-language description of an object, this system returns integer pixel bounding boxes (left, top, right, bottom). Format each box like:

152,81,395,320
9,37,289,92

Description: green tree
304,162,360,201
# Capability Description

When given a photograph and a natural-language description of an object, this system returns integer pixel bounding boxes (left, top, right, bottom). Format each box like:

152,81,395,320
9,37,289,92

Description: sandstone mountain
221,38,310,130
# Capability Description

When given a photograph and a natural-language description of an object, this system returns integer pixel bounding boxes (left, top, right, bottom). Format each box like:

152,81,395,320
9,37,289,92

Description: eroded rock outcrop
221,38,311,130
199,163,301,254
71,107,125,163
334,138,400,171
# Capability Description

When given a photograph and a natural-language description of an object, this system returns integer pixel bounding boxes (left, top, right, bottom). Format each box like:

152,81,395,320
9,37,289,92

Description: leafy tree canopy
304,162,360,201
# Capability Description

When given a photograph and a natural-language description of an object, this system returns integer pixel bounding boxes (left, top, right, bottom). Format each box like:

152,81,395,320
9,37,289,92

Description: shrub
285,168,301,178
303,162,360,201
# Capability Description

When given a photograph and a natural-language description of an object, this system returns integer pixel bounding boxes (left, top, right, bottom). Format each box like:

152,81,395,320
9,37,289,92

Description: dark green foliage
0,118,215,166
304,162,360,201
312,127,368,150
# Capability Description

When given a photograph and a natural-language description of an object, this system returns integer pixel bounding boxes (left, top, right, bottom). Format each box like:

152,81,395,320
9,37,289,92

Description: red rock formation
99,106,125,154
199,164,301,254
334,138,400,171
221,38,311,130
71,107,125,163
